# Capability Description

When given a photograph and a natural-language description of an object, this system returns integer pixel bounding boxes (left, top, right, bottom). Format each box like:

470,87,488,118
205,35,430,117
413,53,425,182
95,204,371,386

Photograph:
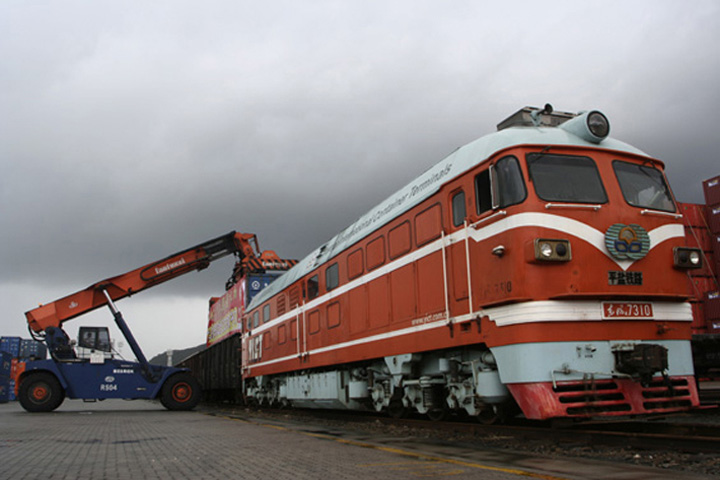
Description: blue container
8,380,15,402
246,273,282,304
19,339,47,360
0,337,22,358
0,351,11,377
0,378,9,404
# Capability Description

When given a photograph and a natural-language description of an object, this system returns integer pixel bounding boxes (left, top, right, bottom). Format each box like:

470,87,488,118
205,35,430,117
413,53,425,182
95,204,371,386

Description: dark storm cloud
1,0,719,352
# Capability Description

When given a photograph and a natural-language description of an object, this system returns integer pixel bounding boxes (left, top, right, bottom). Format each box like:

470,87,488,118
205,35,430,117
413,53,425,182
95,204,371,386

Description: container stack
680,203,715,333
0,336,48,403
0,336,21,358
0,337,22,404
19,338,47,361
0,350,11,404
703,175,720,333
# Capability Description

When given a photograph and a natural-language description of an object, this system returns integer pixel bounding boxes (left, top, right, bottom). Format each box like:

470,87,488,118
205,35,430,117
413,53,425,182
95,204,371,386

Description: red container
703,176,720,206
706,290,720,321
688,276,719,299
708,203,720,234
679,203,708,228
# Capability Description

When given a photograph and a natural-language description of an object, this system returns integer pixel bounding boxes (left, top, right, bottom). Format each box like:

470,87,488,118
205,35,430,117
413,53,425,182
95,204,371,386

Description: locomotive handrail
470,210,507,230
302,302,308,359
640,209,683,219
464,220,474,316
545,203,602,211
440,231,451,327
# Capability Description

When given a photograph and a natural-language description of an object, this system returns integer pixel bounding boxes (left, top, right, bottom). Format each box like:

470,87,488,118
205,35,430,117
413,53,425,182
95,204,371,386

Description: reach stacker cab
15,231,271,412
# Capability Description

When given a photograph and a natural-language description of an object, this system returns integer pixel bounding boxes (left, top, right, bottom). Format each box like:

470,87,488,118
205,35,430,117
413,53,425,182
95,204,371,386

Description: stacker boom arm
25,231,260,333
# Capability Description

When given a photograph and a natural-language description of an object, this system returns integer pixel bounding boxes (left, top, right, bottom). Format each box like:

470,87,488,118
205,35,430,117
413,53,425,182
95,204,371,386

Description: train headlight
533,238,572,262
558,110,610,143
673,247,702,269
587,111,610,138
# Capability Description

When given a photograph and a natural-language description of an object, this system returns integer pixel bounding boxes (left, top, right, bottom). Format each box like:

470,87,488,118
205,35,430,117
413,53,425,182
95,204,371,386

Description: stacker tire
160,373,201,411
18,372,65,413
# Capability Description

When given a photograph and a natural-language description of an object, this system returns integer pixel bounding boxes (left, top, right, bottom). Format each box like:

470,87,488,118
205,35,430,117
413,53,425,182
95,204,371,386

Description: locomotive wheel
19,372,65,413
476,405,504,425
160,373,201,411
426,407,449,422
387,399,408,419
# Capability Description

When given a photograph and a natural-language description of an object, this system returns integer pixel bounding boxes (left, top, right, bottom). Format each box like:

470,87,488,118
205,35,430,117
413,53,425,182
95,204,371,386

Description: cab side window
475,170,492,214
452,191,466,227
262,304,271,323
307,275,319,300
326,263,339,291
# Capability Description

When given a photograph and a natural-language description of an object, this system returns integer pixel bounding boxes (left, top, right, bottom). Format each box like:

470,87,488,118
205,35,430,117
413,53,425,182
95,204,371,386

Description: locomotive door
293,304,307,359
449,189,475,319
288,285,307,360
448,224,475,319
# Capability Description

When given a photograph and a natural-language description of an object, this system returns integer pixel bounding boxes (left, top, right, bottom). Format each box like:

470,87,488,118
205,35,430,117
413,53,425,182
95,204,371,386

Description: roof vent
497,104,577,131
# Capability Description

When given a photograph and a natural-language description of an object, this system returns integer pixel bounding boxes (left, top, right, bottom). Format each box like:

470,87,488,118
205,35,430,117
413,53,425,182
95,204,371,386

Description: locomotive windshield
527,153,608,204
613,160,676,212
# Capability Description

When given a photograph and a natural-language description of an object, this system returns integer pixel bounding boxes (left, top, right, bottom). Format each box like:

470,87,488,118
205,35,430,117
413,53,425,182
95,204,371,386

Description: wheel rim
172,382,192,403
30,384,50,404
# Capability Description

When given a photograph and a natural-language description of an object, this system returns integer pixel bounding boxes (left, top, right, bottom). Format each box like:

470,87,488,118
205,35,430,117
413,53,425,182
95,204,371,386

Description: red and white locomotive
239,105,702,420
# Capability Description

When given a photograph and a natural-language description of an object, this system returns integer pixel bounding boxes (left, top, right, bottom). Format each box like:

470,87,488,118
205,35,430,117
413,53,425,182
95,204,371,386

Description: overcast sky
2,1,719,358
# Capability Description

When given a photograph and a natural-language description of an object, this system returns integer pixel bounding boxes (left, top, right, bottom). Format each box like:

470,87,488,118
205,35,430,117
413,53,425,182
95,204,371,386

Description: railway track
205,404,720,455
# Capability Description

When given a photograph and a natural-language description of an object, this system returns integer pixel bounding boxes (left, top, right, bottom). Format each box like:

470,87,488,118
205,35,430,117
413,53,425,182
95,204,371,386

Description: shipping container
686,251,717,278
708,203,720,234
9,380,16,402
688,276,719,300
207,272,285,347
703,176,720,206
0,377,9,404
0,337,21,358
246,273,282,304
706,291,720,322
177,333,242,403
0,351,11,377
19,339,47,360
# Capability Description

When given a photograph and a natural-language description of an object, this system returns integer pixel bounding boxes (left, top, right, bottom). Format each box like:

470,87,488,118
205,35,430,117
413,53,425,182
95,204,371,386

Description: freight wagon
178,271,294,402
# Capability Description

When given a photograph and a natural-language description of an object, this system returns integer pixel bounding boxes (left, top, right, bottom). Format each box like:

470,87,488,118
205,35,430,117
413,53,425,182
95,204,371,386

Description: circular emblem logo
104,376,115,383
605,224,650,260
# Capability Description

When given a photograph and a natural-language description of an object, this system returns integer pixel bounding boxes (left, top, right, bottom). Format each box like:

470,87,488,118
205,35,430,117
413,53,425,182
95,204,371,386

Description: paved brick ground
0,400,529,479
0,400,712,479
